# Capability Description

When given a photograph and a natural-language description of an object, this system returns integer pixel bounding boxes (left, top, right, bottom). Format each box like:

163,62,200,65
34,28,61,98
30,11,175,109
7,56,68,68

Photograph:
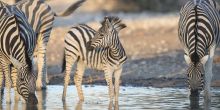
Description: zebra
0,3,38,103
0,0,86,90
16,0,86,90
0,6,37,104
178,0,220,101
62,16,127,102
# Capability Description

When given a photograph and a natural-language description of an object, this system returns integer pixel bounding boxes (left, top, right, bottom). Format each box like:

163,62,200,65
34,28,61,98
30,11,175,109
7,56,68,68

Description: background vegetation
11,0,220,12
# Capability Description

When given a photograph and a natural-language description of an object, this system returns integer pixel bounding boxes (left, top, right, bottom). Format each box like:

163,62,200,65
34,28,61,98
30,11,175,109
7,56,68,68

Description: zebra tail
61,51,66,73
54,0,86,17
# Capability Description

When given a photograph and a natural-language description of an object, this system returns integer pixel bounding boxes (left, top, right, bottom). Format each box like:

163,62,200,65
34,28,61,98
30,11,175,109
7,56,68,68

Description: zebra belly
84,60,104,71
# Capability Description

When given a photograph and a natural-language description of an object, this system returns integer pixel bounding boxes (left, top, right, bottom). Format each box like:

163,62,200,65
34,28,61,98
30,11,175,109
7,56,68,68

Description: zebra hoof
79,98,84,102
41,86,47,90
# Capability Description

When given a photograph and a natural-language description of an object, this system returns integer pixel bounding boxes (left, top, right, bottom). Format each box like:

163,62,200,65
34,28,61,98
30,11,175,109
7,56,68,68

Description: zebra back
16,0,55,34
179,0,220,60
7,5,37,58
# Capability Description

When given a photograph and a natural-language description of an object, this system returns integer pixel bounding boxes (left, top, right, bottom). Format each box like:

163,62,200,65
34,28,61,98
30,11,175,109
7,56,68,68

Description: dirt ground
42,11,220,88
2,0,209,88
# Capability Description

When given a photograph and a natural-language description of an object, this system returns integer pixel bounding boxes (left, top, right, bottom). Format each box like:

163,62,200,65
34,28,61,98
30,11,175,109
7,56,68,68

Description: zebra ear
115,24,126,32
200,55,209,65
184,54,191,65
104,18,112,30
10,55,23,69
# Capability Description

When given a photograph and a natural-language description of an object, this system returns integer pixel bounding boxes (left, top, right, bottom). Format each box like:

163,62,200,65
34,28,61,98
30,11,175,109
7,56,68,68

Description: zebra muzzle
190,89,200,97
27,93,38,105
86,41,94,51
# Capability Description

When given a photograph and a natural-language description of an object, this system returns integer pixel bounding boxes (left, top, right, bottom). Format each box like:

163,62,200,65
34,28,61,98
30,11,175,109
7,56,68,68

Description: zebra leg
204,57,213,102
36,34,48,90
74,61,85,101
204,46,215,102
3,65,11,103
0,65,3,102
114,67,122,102
104,69,114,102
11,67,20,102
62,55,76,101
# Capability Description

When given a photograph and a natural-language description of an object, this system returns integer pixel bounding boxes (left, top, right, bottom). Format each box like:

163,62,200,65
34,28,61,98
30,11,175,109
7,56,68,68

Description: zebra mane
101,16,126,31
25,49,32,72
13,16,33,72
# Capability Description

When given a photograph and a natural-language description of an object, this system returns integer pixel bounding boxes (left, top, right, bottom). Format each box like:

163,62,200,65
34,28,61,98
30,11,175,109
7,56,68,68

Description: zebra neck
108,41,126,63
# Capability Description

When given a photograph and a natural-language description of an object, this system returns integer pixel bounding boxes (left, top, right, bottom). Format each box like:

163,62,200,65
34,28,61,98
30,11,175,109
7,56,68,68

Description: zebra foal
178,0,220,101
62,16,127,102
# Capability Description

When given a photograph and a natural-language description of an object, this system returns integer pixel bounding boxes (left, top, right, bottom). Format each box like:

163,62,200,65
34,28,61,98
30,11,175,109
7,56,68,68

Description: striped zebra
0,6,37,104
15,0,86,90
0,0,86,90
178,0,220,101
62,16,127,102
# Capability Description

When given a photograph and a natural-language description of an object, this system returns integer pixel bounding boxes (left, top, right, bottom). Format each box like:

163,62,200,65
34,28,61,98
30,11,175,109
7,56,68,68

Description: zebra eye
100,33,104,37
20,78,24,81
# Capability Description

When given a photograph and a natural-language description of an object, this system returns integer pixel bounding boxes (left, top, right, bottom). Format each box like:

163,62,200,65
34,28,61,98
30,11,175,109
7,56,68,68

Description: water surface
1,85,220,110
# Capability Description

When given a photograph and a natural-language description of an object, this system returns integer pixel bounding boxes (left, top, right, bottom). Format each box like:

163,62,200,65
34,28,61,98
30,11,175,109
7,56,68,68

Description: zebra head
87,16,126,50
184,54,209,96
10,55,38,105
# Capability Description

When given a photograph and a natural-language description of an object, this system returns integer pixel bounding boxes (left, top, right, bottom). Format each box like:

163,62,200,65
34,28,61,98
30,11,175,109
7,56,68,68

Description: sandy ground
11,0,216,87
42,11,220,88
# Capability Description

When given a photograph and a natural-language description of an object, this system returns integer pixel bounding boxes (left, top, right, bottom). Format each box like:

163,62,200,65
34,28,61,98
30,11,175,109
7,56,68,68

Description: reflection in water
204,100,211,110
0,86,220,110
108,101,119,110
26,104,38,110
189,96,200,110
62,100,82,110
0,89,47,110
36,90,47,110
63,100,119,110
0,88,4,109
63,100,83,110
75,101,83,110
189,94,214,110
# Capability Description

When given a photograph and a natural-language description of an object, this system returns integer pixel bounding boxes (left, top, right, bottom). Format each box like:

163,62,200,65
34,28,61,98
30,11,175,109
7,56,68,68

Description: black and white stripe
1,0,84,90
62,16,127,102
0,5,37,104
178,0,220,100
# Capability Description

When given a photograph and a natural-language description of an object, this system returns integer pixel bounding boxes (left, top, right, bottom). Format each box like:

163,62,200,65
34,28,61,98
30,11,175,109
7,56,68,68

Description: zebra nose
190,89,199,97
86,41,94,51
27,93,38,105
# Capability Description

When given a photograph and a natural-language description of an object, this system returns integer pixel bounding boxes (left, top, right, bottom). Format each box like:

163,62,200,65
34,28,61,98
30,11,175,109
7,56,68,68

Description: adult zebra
0,6,37,104
178,0,220,101
15,0,85,90
16,0,86,90
0,0,86,90
62,16,127,102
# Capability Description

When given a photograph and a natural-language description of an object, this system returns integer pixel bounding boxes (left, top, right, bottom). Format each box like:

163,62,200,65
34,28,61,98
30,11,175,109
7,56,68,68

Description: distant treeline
120,0,220,12
12,0,220,12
